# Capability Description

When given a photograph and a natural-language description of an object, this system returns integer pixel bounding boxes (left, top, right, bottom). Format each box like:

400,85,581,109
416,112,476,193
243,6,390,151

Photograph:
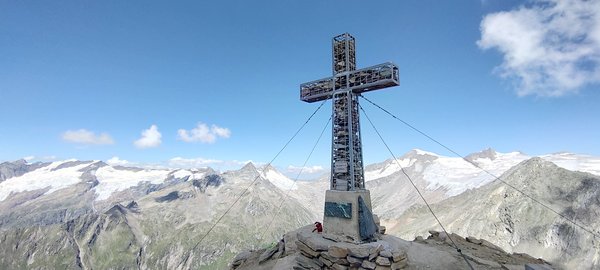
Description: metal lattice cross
300,33,399,191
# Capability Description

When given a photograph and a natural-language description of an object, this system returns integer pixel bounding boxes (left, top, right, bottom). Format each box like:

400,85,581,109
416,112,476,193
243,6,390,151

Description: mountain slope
0,161,316,269
1,149,600,268
365,149,529,219
364,148,600,221
387,158,600,269
0,159,49,182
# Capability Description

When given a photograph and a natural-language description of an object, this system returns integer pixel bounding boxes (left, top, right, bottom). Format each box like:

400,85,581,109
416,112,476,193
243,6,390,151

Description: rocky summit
230,225,553,270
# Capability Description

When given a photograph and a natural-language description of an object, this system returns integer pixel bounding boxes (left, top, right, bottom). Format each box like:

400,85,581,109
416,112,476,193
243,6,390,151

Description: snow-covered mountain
258,164,298,191
2,148,598,210
363,148,600,220
0,160,315,269
1,148,600,269
0,160,213,204
366,148,600,197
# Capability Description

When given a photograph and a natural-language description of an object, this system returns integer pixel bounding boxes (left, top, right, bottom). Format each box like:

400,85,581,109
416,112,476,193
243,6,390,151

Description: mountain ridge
386,157,600,269
1,149,600,268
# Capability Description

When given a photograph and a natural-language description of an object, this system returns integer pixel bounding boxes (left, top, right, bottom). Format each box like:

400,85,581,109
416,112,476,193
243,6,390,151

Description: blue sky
1,0,599,175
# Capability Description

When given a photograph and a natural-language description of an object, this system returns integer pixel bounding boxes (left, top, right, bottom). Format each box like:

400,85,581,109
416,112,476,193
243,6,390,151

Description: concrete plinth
322,189,376,242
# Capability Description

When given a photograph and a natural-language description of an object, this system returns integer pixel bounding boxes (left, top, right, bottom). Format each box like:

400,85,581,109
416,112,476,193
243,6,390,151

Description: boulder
379,250,393,258
347,256,363,267
328,246,349,258
376,256,391,266
391,259,408,270
332,263,349,270
231,250,252,267
369,245,383,261
296,255,322,270
296,240,320,258
319,255,334,267
334,258,349,266
362,260,377,269
480,239,505,252
297,231,332,251
348,245,371,259
466,236,482,245
258,246,278,263
391,250,407,262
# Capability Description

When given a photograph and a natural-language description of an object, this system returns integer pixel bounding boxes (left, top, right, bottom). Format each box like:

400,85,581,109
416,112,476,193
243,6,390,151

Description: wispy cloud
106,156,132,166
177,122,231,144
168,157,259,170
168,157,224,168
62,129,114,145
286,165,326,175
478,0,600,96
134,125,162,149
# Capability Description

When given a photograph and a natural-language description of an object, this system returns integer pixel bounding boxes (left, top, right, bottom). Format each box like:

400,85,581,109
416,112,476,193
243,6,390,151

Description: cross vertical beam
331,33,364,191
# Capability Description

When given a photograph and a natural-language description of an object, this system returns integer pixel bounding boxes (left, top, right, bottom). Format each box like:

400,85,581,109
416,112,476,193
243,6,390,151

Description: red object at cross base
313,222,323,233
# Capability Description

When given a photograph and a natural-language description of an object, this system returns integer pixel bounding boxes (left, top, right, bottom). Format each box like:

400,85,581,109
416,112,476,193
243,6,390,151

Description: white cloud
168,157,224,168
177,122,231,143
41,155,57,161
106,156,132,166
23,156,35,161
134,125,162,149
286,165,326,175
478,0,600,96
62,129,114,145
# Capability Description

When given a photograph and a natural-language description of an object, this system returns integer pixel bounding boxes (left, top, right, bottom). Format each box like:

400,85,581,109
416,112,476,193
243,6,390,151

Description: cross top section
332,33,356,74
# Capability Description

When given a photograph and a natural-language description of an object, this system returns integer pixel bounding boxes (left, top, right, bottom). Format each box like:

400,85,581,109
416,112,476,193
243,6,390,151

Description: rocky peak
0,159,47,182
51,160,91,171
192,174,224,193
465,148,497,162
105,203,127,218
226,162,261,180
405,149,438,159
511,157,560,175
80,161,108,173
230,225,552,270
241,162,258,173
13,159,28,166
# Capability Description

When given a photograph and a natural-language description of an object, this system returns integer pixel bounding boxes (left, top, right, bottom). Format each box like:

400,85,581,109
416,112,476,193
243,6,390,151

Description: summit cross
300,33,399,241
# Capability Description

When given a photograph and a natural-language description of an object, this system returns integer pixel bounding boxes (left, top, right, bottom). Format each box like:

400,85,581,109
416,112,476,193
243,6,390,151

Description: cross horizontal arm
300,62,399,103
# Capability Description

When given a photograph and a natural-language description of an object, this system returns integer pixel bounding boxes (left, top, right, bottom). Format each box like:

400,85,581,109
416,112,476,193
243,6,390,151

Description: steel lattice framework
300,33,400,191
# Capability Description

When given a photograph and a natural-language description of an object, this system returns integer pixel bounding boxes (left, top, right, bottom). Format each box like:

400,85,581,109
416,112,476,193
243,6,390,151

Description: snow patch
0,160,94,201
424,152,529,196
365,158,415,181
94,166,171,201
172,169,206,180
414,149,439,156
262,169,297,190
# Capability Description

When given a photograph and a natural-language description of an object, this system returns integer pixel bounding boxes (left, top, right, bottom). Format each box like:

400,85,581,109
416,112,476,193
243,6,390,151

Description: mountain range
1,148,599,269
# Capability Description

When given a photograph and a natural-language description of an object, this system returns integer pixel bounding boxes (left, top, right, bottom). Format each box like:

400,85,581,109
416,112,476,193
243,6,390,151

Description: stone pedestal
323,190,377,242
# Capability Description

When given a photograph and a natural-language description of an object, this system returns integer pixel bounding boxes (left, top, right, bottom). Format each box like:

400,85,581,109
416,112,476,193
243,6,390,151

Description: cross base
322,190,378,243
